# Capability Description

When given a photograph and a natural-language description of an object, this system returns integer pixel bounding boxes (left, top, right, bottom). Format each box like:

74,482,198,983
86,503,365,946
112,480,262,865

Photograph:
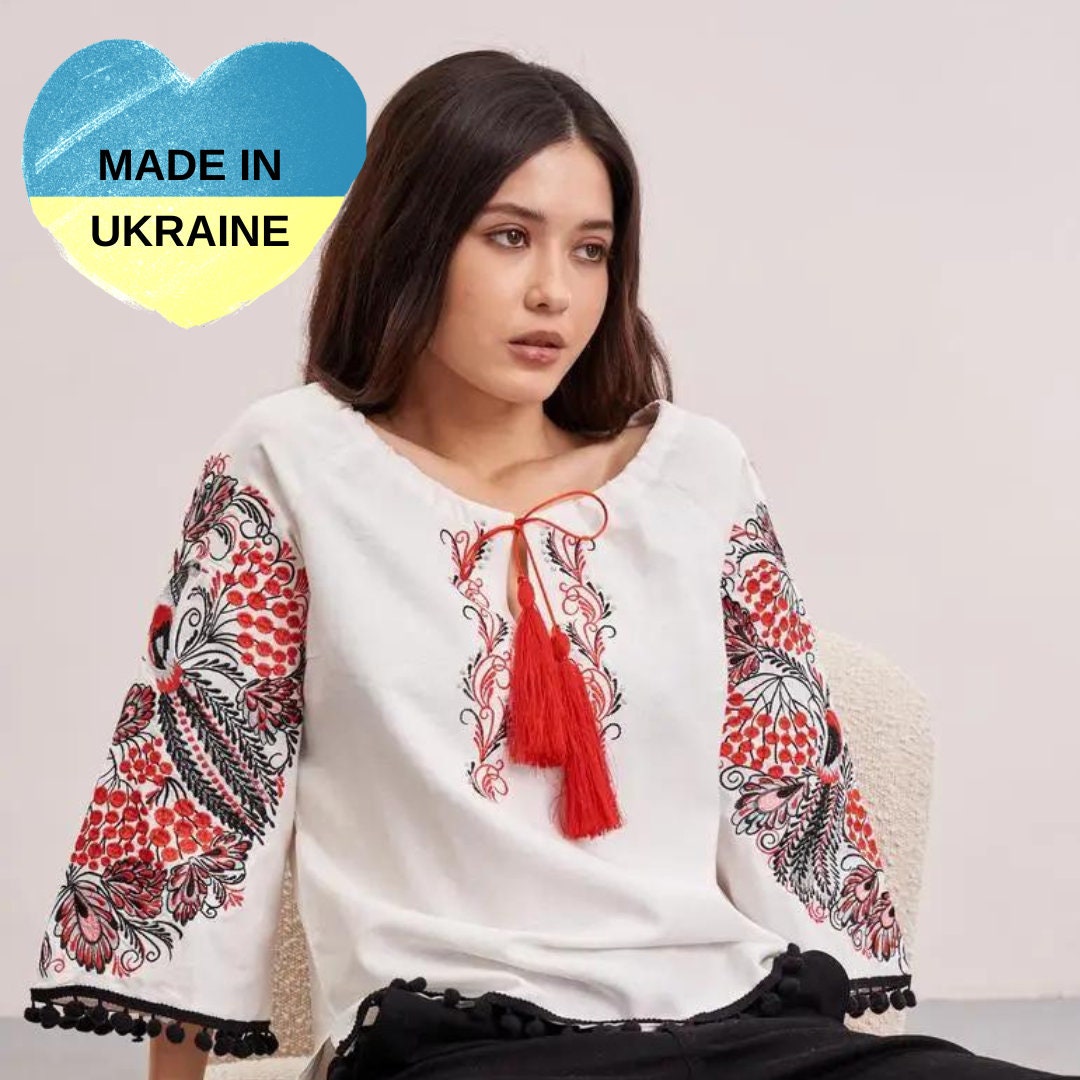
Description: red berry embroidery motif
39,452,308,980
720,499,905,967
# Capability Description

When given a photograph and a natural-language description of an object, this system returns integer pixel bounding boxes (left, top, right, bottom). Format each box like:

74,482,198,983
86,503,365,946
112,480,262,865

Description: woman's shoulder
217,381,354,459
664,400,751,482
640,401,759,536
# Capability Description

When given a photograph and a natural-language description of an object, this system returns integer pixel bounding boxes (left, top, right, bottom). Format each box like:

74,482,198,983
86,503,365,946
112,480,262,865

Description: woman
25,49,1075,1080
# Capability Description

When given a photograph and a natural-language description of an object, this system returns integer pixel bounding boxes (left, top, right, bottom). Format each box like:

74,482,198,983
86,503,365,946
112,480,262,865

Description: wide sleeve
715,437,917,1020
24,407,308,1060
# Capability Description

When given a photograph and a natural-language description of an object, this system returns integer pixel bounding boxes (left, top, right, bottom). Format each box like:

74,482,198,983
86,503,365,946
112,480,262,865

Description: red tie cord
460,490,623,840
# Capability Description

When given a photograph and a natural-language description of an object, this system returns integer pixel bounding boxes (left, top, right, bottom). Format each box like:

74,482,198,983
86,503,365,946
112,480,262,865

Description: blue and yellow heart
23,39,366,327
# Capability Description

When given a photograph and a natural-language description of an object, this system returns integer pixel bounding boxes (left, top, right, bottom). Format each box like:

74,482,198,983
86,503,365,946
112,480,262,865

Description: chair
208,628,935,1078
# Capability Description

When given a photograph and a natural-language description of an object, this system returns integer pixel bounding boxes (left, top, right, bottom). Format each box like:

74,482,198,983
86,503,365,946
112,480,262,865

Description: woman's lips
507,341,563,364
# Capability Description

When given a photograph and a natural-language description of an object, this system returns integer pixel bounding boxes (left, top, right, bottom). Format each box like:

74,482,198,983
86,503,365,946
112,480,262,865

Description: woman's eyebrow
478,201,614,233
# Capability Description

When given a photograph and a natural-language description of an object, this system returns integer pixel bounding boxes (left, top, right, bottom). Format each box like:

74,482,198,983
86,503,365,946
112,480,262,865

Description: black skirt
326,947,1076,1080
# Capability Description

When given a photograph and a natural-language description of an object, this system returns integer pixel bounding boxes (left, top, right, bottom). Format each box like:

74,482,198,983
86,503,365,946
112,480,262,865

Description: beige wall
3,1,1078,1015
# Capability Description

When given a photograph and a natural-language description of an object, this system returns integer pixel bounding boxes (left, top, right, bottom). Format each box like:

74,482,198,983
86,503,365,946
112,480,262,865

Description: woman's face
420,137,614,407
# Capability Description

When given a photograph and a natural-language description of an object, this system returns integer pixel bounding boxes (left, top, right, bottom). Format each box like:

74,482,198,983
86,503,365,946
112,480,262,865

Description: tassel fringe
461,492,623,841
550,628,622,840
506,575,568,767
504,567,623,840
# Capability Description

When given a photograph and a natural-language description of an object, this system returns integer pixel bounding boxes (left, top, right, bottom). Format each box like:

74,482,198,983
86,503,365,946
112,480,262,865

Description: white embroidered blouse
25,380,915,1076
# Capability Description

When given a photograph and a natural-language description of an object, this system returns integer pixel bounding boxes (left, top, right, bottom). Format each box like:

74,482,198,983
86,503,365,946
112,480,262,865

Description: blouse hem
325,943,918,1076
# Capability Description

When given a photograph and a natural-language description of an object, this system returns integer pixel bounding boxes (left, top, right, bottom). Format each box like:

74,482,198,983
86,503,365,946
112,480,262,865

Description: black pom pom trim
846,975,917,1019
780,953,805,975
498,1011,523,1036
758,991,783,1016
25,986,279,1057
332,983,397,1064
327,951,911,1073
110,1010,135,1035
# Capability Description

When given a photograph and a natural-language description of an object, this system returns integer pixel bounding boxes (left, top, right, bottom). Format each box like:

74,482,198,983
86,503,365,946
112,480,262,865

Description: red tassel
506,574,569,767
550,628,623,840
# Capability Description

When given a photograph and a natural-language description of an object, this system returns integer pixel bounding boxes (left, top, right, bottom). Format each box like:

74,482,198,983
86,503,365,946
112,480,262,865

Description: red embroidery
39,452,308,981
542,528,624,740
720,499,905,966
444,521,624,801
444,525,512,800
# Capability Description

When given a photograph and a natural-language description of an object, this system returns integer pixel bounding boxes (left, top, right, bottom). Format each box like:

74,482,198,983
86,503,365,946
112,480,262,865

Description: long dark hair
303,49,672,437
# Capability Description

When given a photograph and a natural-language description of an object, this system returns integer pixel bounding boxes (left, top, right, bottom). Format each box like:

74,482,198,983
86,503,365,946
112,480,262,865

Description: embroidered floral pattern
443,525,513,800
39,452,308,982
542,527,624,740
719,498,907,968
444,521,624,800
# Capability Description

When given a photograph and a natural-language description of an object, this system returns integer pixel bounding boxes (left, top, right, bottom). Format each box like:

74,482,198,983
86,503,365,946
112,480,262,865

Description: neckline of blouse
311,381,685,525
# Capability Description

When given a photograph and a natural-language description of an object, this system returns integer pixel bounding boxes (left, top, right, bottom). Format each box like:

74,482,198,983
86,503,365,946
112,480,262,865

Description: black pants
327,950,1077,1080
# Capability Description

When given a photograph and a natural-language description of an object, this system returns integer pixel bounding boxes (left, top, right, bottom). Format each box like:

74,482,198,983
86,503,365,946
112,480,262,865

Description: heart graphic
23,39,366,327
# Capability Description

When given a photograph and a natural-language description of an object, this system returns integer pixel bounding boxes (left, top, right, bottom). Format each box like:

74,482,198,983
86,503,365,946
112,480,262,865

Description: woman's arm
148,1022,209,1080
24,405,306,1065
715,432,915,1017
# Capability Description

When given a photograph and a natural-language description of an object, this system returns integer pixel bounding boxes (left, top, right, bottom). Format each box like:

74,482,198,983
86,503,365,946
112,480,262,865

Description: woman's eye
488,228,609,263
490,227,527,248
579,242,610,263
